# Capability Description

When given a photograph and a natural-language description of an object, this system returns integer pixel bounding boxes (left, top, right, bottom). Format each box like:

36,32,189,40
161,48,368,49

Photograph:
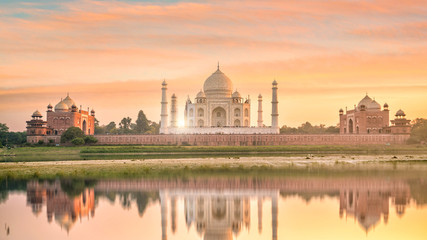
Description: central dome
203,66,233,98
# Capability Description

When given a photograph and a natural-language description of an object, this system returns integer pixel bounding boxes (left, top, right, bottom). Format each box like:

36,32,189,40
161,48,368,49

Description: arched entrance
198,119,204,127
82,120,87,133
212,107,226,127
348,119,353,134
234,119,240,127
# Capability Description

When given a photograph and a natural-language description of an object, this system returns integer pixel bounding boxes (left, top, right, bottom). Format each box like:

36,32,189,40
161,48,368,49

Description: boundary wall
27,134,410,146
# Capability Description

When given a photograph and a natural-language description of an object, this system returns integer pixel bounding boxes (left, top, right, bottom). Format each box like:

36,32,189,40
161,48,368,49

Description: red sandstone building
26,94,95,143
339,95,411,135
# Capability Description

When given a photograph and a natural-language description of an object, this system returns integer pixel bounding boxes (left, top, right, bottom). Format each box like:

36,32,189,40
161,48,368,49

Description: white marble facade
160,65,279,134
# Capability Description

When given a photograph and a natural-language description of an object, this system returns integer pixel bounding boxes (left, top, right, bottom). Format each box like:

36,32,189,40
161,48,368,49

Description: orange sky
0,0,426,131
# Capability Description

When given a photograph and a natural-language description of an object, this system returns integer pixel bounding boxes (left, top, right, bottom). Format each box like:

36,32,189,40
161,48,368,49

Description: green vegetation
71,137,85,145
95,110,160,135
2,144,427,163
61,127,85,143
280,122,339,134
0,123,27,147
408,118,427,144
1,158,427,180
84,136,98,144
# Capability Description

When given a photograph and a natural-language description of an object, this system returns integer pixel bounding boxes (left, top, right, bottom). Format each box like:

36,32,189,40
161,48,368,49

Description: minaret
258,94,263,127
272,193,278,240
271,80,279,130
160,191,168,240
258,197,263,233
171,197,177,233
160,80,168,134
170,94,177,128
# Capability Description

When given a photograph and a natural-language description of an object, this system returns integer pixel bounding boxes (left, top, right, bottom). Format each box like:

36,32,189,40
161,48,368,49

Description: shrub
61,127,85,143
37,140,44,145
84,136,98,144
48,139,54,144
71,137,85,145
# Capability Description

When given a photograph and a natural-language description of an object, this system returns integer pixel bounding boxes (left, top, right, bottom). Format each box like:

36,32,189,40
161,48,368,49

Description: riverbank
1,144,427,162
1,154,427,179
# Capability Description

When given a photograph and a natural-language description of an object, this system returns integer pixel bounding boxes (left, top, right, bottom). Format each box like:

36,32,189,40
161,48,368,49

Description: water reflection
2,176,427,239
26,181,95,233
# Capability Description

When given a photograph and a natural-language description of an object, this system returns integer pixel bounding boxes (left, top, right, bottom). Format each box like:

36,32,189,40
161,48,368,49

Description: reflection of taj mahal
159,189,279,240
160,64,280,134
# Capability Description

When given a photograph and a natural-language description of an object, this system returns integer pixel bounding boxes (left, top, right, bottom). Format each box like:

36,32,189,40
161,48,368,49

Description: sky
0,0,426,131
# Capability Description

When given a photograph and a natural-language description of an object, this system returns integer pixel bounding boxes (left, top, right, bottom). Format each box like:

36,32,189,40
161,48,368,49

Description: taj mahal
160,64,280,134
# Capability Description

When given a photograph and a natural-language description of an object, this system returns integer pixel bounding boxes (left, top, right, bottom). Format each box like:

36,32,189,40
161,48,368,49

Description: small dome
395,109,406,117
196,90,206,98
203,66,233,98
339,108,344,112
91,109,95,113
232,90,241,98
55,100,69,112
171,93,176,98
62,94,76,108
47,103,53,109
384,103,389,108
272,79,278,85
258,94,262,99
32,110,42,118
162,80,167,86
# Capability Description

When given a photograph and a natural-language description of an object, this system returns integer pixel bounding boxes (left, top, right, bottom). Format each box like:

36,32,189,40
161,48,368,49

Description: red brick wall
94,134,410,146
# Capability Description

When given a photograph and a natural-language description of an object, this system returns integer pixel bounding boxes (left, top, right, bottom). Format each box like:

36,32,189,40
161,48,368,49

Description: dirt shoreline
2,154,427,167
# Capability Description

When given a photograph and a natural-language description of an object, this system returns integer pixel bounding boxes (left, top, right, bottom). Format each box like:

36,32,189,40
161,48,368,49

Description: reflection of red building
26,94,95,144
339,186,411,232
26,181,96,233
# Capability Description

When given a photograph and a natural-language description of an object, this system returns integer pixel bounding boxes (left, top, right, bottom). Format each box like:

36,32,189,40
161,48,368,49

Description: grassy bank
2,157,427,180
2,144,427,154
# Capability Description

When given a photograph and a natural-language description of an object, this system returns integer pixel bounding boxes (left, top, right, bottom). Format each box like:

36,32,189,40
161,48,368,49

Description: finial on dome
67,92,69,97
217,61,219,70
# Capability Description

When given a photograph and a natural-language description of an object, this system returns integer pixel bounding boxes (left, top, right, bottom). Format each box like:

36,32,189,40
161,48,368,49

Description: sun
178,120,185,127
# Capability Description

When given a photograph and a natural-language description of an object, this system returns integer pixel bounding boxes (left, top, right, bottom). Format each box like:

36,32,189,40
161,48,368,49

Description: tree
119,117,132,134
135,110,150,134
0,123,8,133
84,136,98,144
408,118,427,144
71,137,85,145
61,127,85,143
105,121,117,134
94,118,105,134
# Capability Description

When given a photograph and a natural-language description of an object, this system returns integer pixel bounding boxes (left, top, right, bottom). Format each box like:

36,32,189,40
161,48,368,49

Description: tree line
95,110,160,135
280,122,340,134
0,123,26,147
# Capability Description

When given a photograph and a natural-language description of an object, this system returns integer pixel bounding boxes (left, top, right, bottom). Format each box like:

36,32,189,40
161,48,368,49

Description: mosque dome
196,90,206,98
55,100,69,112
395,109,406,117
32,110,42,118
357,95,373,110
62,94,76,108
203,66,233,98
368,99,381,110
232,90,241,98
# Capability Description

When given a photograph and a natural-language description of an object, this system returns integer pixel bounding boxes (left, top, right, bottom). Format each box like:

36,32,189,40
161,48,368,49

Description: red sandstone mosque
26,94,95,143
339,94,411,135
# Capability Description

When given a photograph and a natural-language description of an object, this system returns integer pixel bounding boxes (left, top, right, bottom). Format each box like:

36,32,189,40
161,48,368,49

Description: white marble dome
203,67,233,98
357,95,373,110
368,99,381,110
62,94,76,108
55,100,69,112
